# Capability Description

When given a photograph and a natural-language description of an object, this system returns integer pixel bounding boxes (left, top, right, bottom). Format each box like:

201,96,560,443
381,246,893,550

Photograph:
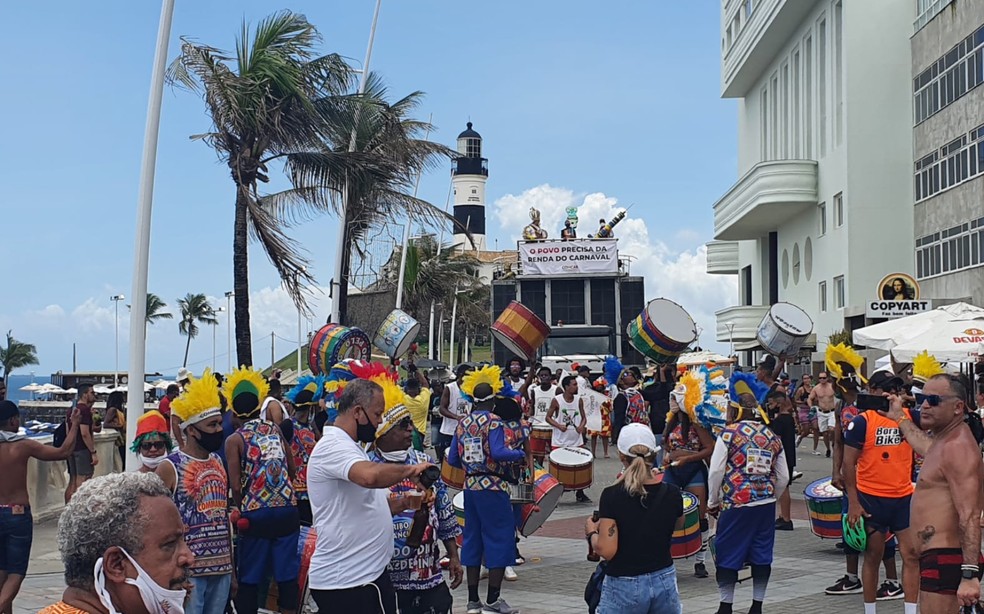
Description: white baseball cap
617,423,658,457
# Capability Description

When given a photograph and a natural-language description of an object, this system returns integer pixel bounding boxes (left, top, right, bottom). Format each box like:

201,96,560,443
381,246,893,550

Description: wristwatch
962,568,979,580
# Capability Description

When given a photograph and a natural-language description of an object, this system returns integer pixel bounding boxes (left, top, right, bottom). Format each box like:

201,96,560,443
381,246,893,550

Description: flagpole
395,116,432,310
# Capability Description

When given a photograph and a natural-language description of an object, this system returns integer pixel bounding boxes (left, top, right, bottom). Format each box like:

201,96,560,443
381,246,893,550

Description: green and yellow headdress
461,365,504,403
222,366,270,419
825,343,867,388
129,410,174,453
372,374,411,440
171,368,223,431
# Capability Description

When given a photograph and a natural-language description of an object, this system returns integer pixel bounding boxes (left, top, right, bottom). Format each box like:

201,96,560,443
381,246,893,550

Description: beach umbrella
853,302,984,350
19,383,44,392
889,314,984,363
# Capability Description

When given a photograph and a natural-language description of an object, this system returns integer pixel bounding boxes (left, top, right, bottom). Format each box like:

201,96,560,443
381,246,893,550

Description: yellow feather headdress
372,374,411,440
825,343,868,385
912,350,945,384
170,368,223,430
671,370,704,422
461,365,504,402
222,366,270,419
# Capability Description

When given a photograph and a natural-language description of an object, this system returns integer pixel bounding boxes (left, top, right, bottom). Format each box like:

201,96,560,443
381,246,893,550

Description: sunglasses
140,441,167,452
915,393,960,407
397,417,413,430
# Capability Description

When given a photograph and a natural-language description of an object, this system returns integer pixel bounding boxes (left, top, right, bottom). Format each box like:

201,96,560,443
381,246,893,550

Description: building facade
911,0,984,307
709,0,915,363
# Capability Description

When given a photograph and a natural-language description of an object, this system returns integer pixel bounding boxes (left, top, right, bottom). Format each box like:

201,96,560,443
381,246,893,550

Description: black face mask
194,428,226,453
356,408,377,444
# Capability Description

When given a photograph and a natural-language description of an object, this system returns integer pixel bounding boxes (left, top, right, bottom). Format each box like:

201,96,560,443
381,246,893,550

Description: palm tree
177,294,218,367
0,331,39,386
168,11,360,367
145,293,173,327
381,235,480,322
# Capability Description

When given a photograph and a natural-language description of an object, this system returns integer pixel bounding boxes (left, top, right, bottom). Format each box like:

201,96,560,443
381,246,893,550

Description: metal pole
297,304,303,375
212,322,217,371
437,312,445,364
271,331,276,369
126,0,175,472
111,296,124,387
449,293,458,367
225,291,234,371
330,0,382,324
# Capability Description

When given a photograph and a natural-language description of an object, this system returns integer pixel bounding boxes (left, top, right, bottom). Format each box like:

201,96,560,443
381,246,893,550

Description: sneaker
483,598,520,614
694,562,709,578
826,448,832,458
504,566,518,581
812,450,823,456
825,574,863,595
791,470,804,482
576,491,592,503
439,556,450,569
774,519,794,531
876,581,904,601
515,554,525,566
467,601,485,614
480,566,489,579
795,435,804,447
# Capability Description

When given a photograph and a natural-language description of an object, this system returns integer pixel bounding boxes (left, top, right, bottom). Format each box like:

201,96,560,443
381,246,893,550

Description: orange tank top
857,409,914,498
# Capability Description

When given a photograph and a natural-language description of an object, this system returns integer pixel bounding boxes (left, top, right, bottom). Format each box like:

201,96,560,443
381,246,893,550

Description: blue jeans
0,505,33,575
653,434,664,468
598,565,682,614
186,573,232,614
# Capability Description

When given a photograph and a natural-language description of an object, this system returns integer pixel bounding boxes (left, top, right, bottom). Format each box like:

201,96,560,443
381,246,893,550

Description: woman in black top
585,423,684,614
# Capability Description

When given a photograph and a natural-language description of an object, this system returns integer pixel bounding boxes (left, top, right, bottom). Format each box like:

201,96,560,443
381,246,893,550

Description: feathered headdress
171,368,223,430
129,410,173,453
728,370,771,424
825,343,868,386
498,378,523,400
912,350,945,385
372,374,410,440
603,356,625,388
461,365,504,402
285,375,327,408
222,366,270,419
671,366,729,437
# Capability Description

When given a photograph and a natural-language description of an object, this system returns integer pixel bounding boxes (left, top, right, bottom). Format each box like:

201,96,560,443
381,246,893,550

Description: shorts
858,491,911,534
68,449,94,477
714,503,776,571
816,410,836,433
919,548,984,595
0,505,33,575
662,461,708,491
840,497,897,559
311,571,397,614
461,489,515,569
237,530,300,584
796,407,811,425
396,582,453,614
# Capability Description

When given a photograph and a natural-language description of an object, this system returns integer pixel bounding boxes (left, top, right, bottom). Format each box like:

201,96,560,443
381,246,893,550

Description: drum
627,298,697,364
491,301,551,360
804,477,843,539
308,324,371,375
453,491,465,547
518,469,565,537
373,309,420,359
671,492,701,559
530,425,552,461
441,459,464,491
548,447,594,491
509,481,534,503
757,302,814,357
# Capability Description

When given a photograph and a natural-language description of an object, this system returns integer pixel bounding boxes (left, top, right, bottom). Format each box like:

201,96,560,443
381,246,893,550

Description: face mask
139,454,166,469
379,447,410,462
94,548,186,614
356,409,377,444
193,428,225,453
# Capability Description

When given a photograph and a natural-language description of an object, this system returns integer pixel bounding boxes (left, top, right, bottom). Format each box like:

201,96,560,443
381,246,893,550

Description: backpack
584,561,607,614
52,421,67,448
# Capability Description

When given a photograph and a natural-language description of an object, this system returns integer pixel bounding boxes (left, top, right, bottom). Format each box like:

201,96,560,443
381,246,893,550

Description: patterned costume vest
238,419,296,512
718,420,784,509
167,451,233,575
455,411,510,492
289,419,317,500
840,402,859,432
667,422,702,453
624,388,650,426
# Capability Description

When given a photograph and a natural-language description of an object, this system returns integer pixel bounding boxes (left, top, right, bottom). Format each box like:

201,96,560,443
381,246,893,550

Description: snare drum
509,481,535,503
453,491,465,547
627,298,697,364
518,469,564,537
309,324,371,375
441,459,464,491
491,301,551,360
757,302,813,357
530,425,552,461
671,492,701,559
804,477,843,539
548,447,594,491
373,309,420,359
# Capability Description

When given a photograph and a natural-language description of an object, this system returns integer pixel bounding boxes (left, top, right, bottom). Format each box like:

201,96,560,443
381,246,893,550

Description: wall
27,430,122,522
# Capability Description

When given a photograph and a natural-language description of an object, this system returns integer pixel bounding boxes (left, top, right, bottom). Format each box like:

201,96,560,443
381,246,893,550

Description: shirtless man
888,374,983,612
793,375,817,449
809,372,837,457
0,401,80,613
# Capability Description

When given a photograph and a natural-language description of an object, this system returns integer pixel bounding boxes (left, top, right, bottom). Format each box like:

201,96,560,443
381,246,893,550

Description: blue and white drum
373,309,420,359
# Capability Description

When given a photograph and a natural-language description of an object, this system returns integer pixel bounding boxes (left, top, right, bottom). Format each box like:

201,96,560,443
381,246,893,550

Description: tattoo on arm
607,524,616,537
898,419,933,457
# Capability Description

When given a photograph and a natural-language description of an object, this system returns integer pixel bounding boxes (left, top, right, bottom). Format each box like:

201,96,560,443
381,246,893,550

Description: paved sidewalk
12,442,913,613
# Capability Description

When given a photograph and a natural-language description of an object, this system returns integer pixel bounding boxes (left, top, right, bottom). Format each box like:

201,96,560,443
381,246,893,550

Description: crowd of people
0,348,983,614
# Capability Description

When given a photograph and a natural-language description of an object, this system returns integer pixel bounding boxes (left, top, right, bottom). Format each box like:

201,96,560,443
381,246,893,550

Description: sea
5,373,52,405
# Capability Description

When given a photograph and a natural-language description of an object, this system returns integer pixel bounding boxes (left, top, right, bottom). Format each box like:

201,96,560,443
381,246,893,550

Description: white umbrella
19,383,44,392
93,385,113,395
853,302,984,350
889,314,984,363
154,380,176,390
38,384,67,395
63,388,78,395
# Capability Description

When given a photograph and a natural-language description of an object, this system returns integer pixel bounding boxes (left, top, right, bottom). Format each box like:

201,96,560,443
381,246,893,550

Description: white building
708,0,915,365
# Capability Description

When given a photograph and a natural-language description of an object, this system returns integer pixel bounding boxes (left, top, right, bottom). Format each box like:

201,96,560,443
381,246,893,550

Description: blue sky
0,1,737,375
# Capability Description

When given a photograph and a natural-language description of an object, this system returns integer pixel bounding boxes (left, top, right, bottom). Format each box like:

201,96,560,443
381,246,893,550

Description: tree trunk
233,186,253,367
336,202,352,326
182,333,192,368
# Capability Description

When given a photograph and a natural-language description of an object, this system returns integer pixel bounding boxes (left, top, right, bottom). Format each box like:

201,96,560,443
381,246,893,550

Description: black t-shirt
770,413,796,470
598,482,683,577
641,382,672,434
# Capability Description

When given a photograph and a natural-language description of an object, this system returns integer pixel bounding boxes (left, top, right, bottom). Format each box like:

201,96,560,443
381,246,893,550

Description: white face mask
139,454,166,469
379,447,410,463
94,548,186,614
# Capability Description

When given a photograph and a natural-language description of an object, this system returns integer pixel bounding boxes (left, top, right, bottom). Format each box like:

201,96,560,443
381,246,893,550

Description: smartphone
856,393,889,412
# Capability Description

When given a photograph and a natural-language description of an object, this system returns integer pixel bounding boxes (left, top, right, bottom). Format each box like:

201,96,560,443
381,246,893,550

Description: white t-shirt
439,382,471,436
550,394,584,448
307,426,393,590
528,385,559,424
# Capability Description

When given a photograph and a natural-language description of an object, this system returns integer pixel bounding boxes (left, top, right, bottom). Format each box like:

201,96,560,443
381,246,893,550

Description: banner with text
519,239,619,276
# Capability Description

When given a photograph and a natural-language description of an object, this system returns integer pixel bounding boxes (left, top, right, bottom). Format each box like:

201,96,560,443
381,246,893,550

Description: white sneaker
480,566,489,579
504,566,518,581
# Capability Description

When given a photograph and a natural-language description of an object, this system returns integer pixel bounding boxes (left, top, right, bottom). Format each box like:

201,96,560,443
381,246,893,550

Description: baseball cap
617,423,658,457
0,400,19,421
868,370,903,391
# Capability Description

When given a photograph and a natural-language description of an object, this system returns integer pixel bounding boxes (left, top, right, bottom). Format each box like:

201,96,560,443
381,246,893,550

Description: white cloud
70,298,117,335
493,185,737,350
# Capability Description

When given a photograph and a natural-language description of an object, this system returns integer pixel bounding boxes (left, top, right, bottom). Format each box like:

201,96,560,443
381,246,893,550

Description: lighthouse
452,122,488,251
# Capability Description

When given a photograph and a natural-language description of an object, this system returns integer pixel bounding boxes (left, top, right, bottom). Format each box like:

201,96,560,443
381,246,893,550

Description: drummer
494,387,535,579
528,365,561,425
546,376,591,503
436,364,473,463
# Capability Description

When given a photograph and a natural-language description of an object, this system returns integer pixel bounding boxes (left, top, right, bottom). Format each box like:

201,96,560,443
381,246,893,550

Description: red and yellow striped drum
308,324,371,375
491,301,551,360
453,491,465,547
627,298,697,364
670,492,701,559
441,459,465,491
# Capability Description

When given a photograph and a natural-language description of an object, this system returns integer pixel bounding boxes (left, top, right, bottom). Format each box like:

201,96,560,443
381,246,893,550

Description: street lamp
225,291,235,371
726,320,736,359
212,307,226,371
111,295,126,386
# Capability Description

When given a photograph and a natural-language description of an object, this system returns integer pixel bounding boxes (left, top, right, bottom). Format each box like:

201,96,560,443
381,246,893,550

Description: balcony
715,305,770,344
705,241,740,275
722,0,817,98
713,160,818,241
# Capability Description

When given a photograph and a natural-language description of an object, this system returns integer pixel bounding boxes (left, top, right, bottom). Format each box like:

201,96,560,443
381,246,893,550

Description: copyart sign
865,273,932,318
519,239,618,276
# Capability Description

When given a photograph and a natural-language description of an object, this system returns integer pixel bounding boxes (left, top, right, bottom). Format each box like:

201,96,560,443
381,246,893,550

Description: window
465,138,481,157
805,36,814,158
793,49,801,157
915,123,984,202
550,280,585,325
819,281,827,312
833,275,845,309
818,17,828,158
916,215,984,278
834,192,844,227
818,202,827,235
913,22,984,124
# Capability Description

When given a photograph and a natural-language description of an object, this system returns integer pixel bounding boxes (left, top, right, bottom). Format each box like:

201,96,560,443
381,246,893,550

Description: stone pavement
12,439,913,613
